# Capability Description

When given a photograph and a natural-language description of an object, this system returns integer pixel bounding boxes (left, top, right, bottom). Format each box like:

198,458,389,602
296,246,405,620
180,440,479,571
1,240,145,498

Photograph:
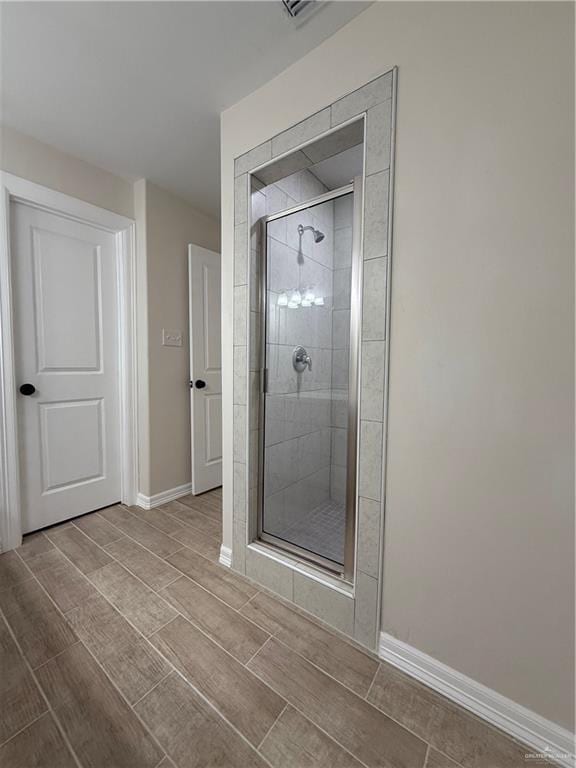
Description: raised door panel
202,263,221,375
40,399,104,491
32,228,102,372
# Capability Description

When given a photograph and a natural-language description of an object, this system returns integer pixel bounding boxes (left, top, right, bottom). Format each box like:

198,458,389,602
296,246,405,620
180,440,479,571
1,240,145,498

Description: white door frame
0,172,138,552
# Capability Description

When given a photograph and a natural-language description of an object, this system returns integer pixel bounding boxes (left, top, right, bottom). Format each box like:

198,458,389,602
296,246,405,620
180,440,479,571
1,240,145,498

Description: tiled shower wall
233,69,395,649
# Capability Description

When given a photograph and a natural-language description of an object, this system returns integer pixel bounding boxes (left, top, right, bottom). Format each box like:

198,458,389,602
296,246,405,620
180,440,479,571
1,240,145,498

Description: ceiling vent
282,0,314,19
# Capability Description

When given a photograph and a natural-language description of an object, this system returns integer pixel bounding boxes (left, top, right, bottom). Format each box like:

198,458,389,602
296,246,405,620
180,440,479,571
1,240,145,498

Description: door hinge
262,368,268,394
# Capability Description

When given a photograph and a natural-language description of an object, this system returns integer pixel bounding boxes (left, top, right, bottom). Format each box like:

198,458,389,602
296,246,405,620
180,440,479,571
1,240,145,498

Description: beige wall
1,126,134,218
220,1,574,730
142,180,220,497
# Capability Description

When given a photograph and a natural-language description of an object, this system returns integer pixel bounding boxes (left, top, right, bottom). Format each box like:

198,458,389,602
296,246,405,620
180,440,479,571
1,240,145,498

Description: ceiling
0,1,370,217
311,144,364,189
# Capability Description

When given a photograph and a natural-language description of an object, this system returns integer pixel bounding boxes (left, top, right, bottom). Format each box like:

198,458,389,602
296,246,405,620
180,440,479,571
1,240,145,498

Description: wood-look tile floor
0,488,549,768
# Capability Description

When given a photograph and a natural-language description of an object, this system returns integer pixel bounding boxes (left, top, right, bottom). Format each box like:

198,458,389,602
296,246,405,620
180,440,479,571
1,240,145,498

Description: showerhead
297,224,325,244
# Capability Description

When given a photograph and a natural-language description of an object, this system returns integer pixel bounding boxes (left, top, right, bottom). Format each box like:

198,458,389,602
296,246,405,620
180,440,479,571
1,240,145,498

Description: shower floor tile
274,499,346,565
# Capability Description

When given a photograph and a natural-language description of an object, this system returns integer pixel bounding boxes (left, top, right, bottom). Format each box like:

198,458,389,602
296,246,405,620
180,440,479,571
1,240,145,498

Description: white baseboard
379,633,574,767
219,545,232,568
135,482,192,510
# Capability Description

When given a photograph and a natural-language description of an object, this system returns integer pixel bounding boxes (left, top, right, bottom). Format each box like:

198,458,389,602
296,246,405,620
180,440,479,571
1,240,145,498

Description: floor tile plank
260,705,364,768
367,664,528,768
126,505,184,536
17,532,54,562
0,713,77,768
160,576,269,663
160,501,221,538
241,590,378,696
248,637,427,768
135,672,267,768
0,579,77,669
35,558,99,613
66,594,136,654
168,526,221,562
177,492,222,522
166,548,256,609
66,595,171,705
105,536,181,591
0,616,47,744
100,506,182,557
0,551,32,589
22,549,68,574
150,616,284,747
74,512,124,547
36,642,163,768
426,748,462,768
88,562,177,636
46,526,112,574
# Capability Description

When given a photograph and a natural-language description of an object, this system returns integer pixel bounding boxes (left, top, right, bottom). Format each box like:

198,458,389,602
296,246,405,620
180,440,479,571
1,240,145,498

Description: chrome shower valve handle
292,345,312,372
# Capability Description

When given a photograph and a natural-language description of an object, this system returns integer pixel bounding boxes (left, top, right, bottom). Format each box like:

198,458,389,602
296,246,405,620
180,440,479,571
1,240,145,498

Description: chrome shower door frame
257,181,362,583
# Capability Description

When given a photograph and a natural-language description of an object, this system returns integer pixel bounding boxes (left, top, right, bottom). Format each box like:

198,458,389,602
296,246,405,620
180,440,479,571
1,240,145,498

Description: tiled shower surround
232,70,395,650
259,172,354,565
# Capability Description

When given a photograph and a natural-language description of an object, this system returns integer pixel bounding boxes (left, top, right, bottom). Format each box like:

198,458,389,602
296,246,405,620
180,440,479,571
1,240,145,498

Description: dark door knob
19,383,36,396
194,379,206,389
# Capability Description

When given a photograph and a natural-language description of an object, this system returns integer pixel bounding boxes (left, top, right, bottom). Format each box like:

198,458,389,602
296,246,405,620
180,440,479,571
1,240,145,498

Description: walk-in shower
258,179,361,580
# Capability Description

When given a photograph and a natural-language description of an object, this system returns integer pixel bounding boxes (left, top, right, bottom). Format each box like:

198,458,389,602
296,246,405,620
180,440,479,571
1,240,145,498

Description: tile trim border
379,632,575,767
135,482,192,510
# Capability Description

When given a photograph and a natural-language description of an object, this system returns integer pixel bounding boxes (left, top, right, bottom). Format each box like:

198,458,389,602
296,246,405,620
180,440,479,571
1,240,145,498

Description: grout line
163,545,186,558
32,640,82,668
423,743,431,768
0,710,49,750
159,573,184,591
257,703,287,751
242,590,262,608
244,634,274,668
0,607,84,768
364,661,380,701
146,614,179,638
130,671,173,709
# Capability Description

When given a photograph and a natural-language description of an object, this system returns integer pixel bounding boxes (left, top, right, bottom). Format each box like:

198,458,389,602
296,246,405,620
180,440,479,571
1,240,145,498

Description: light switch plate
162,329,183,347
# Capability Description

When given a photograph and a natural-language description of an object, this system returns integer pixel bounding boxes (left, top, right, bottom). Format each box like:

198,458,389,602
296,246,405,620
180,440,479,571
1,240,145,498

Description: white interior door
188,244,222,494
12,201,121,533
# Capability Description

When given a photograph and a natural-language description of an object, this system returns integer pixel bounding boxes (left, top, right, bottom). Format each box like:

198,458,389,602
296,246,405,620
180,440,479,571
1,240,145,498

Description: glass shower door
259,186,358,576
